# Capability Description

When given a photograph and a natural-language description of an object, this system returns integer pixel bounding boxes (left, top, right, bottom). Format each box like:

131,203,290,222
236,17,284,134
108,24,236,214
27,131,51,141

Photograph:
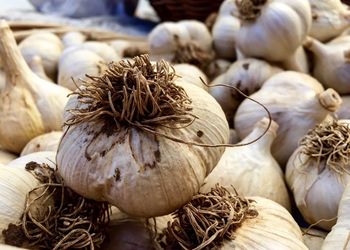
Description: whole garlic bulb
173,63,208,90
201,118,291,210
77,41,120,62
58,47,106,90
61,31,86,48
309,0,350,42
322,183,350,249
336,95,350,119
304,36,350,94
20,131,63,156
0,149,17,165
0,21,71,154
57,55,229,217
286,119,350,230
19,32,63,81
206,59,231,80
209,58,282,126
234,71,342,167
236,0,312,63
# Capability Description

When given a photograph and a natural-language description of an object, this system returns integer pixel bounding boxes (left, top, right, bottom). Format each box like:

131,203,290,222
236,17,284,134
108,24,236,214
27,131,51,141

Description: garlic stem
318,89,343,112
237,0,267,21
303,37,328,57
0,20,37,92
28,55,52,82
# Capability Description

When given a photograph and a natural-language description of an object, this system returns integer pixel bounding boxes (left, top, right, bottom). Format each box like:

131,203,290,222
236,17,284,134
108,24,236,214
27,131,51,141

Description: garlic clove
61,31,87,48
20,131,63,156
0,20,71,154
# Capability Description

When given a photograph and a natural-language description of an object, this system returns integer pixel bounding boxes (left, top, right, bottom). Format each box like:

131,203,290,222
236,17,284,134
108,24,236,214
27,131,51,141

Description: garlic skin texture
322,183,350,249
0,149,17,165
286,147,350,231
19,32,63,80
305,36,350,94
234,71,342,167
336,95,350,119
7,151,56,169
0,166,40,243
236,0,312,63
309,0,350,42
302,228,327,250
61,31,87,48
58,47,106,90
0,21,71,154
201,118,291,210
173,63,208,90
210,58,282,125
57,82,229,217
20,131,63,156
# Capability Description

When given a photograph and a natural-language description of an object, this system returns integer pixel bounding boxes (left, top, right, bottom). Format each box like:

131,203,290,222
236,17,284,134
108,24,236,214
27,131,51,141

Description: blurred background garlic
61,31,87,48
20,131,63,156
27,55,53,82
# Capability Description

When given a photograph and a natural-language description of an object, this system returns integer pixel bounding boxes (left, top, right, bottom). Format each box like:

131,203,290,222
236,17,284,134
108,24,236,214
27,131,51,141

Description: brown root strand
66,54,195,129
161,185,258,250
299,120,350,175
3,162,110,249
236,0,267,21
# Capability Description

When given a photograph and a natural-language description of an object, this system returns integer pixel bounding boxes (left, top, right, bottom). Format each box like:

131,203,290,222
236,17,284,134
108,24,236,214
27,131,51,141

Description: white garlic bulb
305,36,350,94
7,151,56,169
173,63,208,90
234,71,342,167
78,41,120,62
206,59,231,80
209,58,282,126
61,31,86,48
201,118,291,210
236,0,312,63
58,47,106,90
309,0,350,42
19,32,63,80
0,21,71,154
286,119,350,231
336,95,350,119
20,131,63,156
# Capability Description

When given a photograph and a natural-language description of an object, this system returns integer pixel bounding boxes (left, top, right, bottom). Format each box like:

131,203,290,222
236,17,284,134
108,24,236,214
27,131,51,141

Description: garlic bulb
61,31,86,48
108,40,149,59
0,21,71,154
212,15,240,60
19,32,63,80
280,46,310,73
336,95,350,119
57,55,229,217
161,186,307,249
235,71,342,166
209,58,282,126
0,149,17,165
20,131,62,156
236,0,312,63
7,151,56,169
302,228,327,250
78,41,120,62
173,63,208,90
309,0,350,42
27,55,52,82
58,47,106,90
322,183,350,249
206,59,231,80
304,36,350,94
286,119,350,230
201,118,291,210
148,20,213,68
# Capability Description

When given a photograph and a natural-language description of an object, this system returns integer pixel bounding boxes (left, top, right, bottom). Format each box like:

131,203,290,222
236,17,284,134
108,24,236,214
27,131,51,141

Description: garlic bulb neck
237,0,267,21
28,55,52,82
304,37,328,57
318,89,343,112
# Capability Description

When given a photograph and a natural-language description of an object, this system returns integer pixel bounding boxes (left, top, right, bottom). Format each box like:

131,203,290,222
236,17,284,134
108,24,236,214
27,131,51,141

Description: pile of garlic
1,0,350,248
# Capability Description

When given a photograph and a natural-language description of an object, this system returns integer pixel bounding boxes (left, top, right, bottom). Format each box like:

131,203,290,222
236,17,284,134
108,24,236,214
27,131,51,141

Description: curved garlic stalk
309,0,350,42
286,119,350,231
0,21,71,154
305,36,350,94
27,55,53,82
201,118,291,210
0,149,17,165
58,47,106,90
322,183,350,249
209,58,282,126
302,228,327,250
19,31,63,81
336,95,350,119
61,31,86,48
173,63,208,90
235,71,342,167
20,131,63,156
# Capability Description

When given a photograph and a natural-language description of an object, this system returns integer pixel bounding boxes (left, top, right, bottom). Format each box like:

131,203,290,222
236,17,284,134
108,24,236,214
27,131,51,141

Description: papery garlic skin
234,71,342,166
7,151,56,169
173,64,208,90
21,131,63,156
19,32,63,80
286,146,350,231
309,0,350,42
305,36,350,94
302,228,327,250
322,183,350,249
58,47,106,90
57,82,229,217
236,0,312,63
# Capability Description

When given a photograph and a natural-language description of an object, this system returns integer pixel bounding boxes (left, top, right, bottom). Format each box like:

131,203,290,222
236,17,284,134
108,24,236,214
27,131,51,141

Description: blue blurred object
29,0,138,18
